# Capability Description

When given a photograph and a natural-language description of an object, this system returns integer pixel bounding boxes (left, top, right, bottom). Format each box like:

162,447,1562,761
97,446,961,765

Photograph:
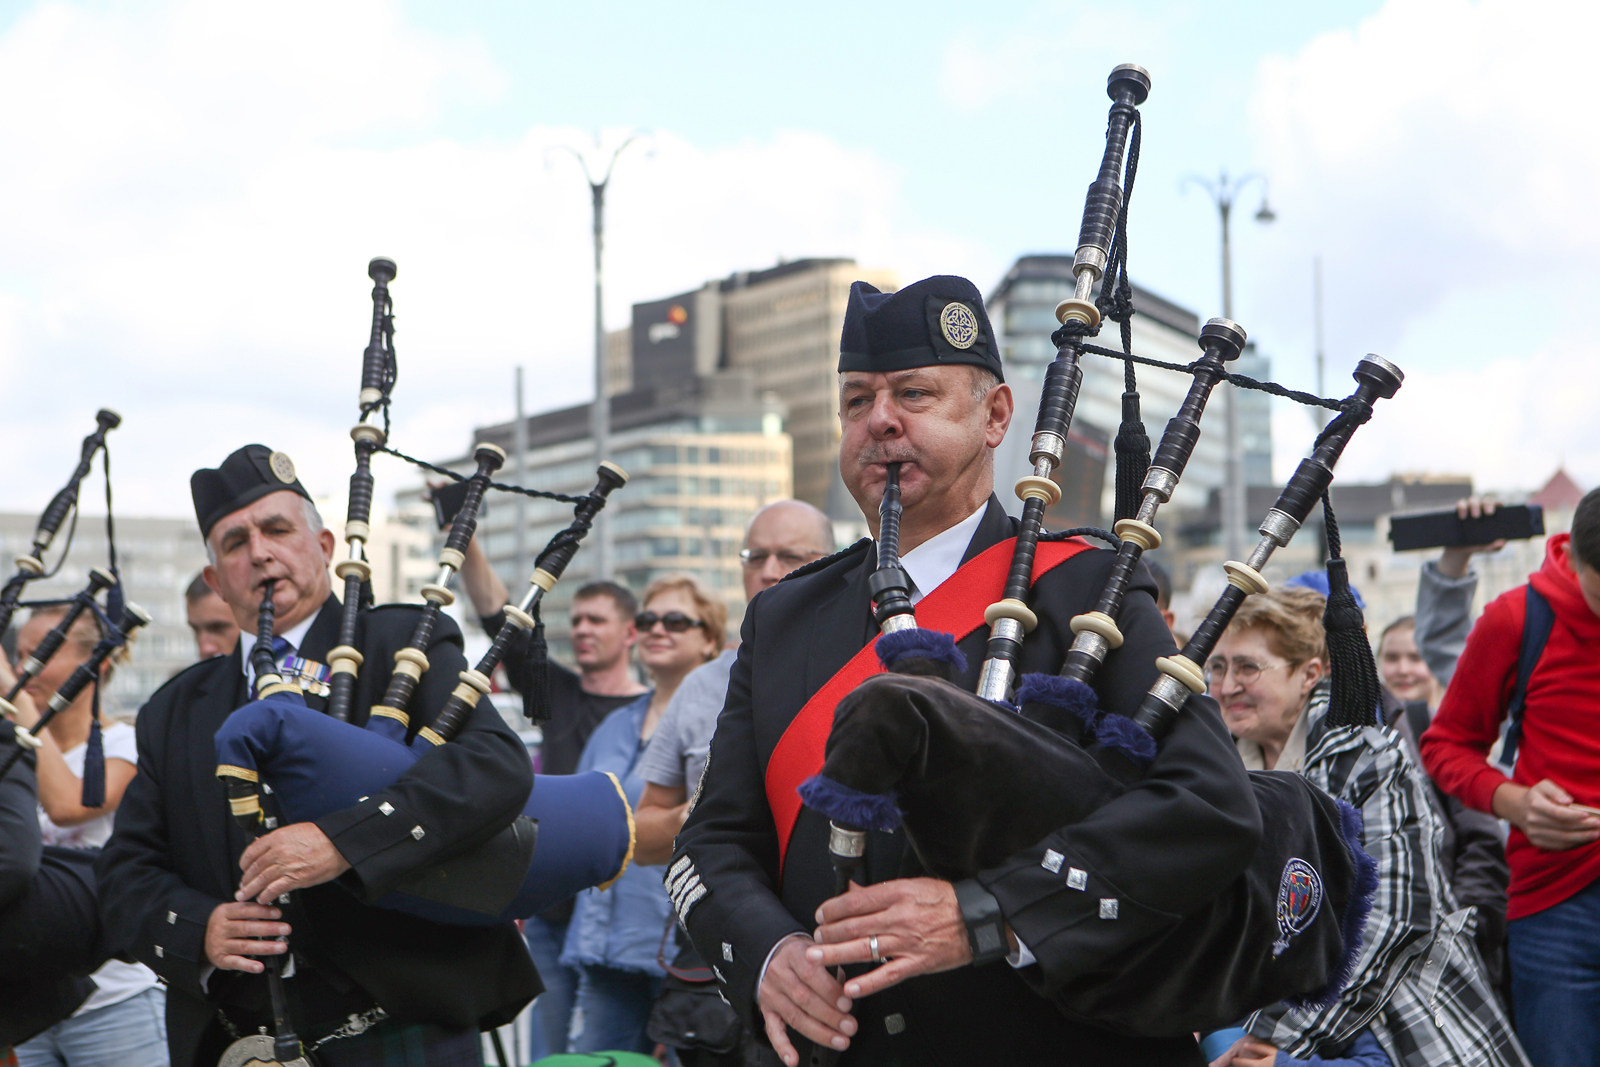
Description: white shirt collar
238,609,319,690
892,501,988,604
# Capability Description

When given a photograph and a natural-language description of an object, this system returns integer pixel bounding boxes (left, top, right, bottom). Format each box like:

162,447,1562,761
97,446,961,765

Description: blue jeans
1509,874,1600,1067
15,987,167,1067
566,964,663,1055
523,915,578,1059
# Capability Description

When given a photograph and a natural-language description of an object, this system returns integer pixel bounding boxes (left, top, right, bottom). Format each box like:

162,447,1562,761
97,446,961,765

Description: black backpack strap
1495,585,1557,773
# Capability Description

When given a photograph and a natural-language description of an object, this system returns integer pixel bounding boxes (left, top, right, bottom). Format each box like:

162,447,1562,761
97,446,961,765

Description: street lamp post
1182,170,1274,563
554,135,644,581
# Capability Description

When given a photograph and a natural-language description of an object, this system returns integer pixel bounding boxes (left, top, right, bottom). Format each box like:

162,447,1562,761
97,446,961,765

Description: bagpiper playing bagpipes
98,259,634,1067
669,64,1398,1067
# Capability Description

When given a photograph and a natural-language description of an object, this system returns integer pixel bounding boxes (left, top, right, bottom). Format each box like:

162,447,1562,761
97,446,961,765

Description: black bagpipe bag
798,642,1376,1037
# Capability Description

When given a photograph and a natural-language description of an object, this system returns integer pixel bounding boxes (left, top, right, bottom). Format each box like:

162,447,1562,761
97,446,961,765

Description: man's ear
202,564,222,598
985,383,1014,450
318,526,336,564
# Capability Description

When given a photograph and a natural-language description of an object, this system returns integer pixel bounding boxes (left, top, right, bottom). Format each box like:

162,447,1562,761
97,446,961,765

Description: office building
402,370,791,654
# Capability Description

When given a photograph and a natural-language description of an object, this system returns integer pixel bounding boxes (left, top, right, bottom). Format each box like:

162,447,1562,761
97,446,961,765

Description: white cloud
0,0,973,519
1248,0,1600,493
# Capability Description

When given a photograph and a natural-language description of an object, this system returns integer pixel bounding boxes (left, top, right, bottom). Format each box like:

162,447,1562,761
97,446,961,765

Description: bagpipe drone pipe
797,65,1389,1036
213,258,634,927
0,412,132,807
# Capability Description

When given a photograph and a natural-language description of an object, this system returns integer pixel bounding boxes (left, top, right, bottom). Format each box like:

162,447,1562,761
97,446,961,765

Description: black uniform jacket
673,498,1259,1066
0,741,101,1047
97,595,539,1067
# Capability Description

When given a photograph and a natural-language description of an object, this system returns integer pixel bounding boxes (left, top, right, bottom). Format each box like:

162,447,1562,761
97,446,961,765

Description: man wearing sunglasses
637,499,836,865
668,276,1255,1067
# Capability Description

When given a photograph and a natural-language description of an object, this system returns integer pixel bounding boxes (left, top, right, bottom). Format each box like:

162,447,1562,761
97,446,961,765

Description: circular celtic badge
268,451,297,484
939,302,979,350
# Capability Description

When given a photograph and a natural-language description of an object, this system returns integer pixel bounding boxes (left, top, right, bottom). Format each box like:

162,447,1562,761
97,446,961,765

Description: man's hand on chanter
237,822,352,903
808,877,972,999
205,901,289,973
758,935,857,1067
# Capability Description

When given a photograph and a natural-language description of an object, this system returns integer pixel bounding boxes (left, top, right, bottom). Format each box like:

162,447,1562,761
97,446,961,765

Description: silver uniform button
378,802,394,815
1041,849,1064,873
1067,867,1088,891
1099,898,1119,920
884,1013,906,1035
411,825,425,840
167,911,177,924
154,944,164,957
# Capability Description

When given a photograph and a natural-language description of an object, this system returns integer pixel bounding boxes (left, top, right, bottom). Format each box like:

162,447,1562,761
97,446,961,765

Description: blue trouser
1509,874,1600,1067
15,987,168,1067
523,915,579,1059
566,964,663,1055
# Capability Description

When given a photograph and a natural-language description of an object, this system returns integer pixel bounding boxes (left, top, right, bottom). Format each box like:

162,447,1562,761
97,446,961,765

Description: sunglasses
635,611,706,634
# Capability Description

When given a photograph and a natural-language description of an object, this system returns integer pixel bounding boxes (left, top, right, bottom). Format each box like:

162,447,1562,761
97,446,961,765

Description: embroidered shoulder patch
1274,858,1324,957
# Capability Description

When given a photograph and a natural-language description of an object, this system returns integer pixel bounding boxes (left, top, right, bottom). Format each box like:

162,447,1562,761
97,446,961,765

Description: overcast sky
0,0,1593,518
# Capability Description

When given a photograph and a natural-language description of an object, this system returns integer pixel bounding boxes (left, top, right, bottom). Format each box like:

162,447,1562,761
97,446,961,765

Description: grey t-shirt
638,648,736,794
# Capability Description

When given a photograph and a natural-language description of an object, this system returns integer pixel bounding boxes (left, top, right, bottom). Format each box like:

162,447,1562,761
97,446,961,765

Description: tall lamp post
553,135,645,580
1182,170,1274,563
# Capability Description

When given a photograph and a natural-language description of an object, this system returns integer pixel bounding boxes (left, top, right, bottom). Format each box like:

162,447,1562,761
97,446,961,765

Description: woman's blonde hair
642,573,727,656
1224,585,1327,667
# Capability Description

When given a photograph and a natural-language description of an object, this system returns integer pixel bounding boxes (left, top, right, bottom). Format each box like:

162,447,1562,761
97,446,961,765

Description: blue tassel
876,628,967,673
1093,713,1157,767
798,775,902,833
80,686,106,808
1285,800,1379,1011
1014,673,1100,730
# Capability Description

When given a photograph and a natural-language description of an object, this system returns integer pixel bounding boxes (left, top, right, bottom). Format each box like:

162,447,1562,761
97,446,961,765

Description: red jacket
1421,533,1600,920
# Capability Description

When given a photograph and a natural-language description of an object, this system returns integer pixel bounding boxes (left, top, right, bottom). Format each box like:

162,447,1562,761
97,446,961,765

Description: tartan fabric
1247,689,1530,1067
315,1020,482,1067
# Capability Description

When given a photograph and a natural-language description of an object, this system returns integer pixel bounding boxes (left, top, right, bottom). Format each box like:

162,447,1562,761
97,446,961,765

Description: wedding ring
869,935,883,963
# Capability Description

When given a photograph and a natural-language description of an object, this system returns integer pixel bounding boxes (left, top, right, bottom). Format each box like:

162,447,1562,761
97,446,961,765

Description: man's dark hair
1572,487,1600,570
1145,559,1172,611
572,580,639,620
185,573,213,603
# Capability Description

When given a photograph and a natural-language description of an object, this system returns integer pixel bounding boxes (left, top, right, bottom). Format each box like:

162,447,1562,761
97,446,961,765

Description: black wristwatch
953,879,1008,966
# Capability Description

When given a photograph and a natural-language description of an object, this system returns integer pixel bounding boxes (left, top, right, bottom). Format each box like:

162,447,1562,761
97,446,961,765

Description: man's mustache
855,447,920,467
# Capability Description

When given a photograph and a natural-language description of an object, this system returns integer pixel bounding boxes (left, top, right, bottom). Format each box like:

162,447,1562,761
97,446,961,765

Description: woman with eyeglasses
561,575,727,1057
1205,587,1526,1067
1206,586,1328,773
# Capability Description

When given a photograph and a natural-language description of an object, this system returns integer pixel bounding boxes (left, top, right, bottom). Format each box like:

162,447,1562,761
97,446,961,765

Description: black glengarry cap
837,275,1003,383
192,444,313,539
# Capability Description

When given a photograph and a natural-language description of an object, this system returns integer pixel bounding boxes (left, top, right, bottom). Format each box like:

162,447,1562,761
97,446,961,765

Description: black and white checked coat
1248,688,1530,1067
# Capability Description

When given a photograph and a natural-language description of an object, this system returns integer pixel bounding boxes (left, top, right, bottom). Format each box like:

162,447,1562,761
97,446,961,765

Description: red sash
764,536,1093,873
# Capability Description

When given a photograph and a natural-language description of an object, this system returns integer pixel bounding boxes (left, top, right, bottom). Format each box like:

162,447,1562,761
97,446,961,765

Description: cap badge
939,302,978,350
268,452,297,484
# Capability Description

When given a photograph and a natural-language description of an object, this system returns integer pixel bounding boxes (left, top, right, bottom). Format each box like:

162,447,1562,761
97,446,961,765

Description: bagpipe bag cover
809,673,1376,1035
216,694,634,925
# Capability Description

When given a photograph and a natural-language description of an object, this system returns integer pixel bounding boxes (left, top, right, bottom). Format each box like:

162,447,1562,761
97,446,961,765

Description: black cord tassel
525,606,551,724
1113,367,1150,522
1320,491,1381,729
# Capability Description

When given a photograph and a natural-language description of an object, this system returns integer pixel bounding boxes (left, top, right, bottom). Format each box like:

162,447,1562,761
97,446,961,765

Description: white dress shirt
897,502,987,604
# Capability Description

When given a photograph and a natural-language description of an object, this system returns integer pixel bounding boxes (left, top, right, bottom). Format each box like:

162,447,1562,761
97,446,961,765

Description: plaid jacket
1248,689,1529,1067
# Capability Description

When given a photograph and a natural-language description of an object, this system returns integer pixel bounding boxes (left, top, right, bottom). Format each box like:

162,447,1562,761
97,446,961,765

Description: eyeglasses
635,611,706,634
739,548,826,569
1204,658,1292,688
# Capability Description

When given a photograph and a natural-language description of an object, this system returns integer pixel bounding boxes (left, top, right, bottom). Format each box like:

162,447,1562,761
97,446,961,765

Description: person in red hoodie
1421,486,1600,1067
